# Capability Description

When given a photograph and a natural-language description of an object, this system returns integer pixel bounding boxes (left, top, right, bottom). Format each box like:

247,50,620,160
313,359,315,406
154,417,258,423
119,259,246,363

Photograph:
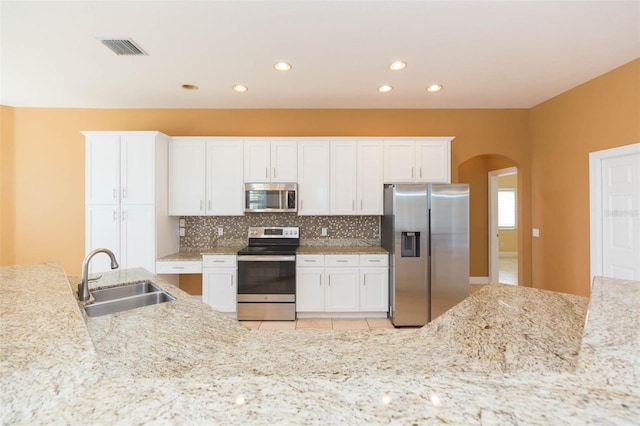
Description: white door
416,140,451,183
271,140,298,182
383,140,415,183
330,140,357,215
600,149,640,279
296,267,325,312
325,268,359,311
244,140,271,182
121,205,155,272
85,205,120,274
207,141,244,215
203,269,237,313
359,268,388,311
168,139,206,215
85,134,120,205
357,140,384,214
121,134,155,205
298,141,330,215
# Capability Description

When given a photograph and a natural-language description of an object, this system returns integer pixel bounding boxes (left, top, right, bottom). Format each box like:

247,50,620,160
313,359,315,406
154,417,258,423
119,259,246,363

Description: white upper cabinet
85,133,156,205
244,139,297,182
169,138,244,216
330,140,383,215
168,139,207,215
298,141,330,215
383,138,452,183
330,141,358,215
356,140,384,214
206,141,244,216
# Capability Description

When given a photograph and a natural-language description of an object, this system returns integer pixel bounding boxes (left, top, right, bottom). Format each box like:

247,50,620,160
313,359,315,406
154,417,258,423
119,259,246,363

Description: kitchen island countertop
2,263,638,424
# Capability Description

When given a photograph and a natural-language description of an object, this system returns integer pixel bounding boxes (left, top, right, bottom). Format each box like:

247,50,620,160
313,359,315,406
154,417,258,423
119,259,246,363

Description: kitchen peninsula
2,263,638,424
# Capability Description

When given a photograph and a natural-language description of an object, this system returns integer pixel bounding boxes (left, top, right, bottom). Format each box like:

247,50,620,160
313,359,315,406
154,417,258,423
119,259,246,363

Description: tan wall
2,108,531,278
498,174,518,253
0,106,16,265
458,155,518,277
529,59,640,296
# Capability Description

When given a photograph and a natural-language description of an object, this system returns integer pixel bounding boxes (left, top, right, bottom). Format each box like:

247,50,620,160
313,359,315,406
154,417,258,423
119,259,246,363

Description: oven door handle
237,255,296,262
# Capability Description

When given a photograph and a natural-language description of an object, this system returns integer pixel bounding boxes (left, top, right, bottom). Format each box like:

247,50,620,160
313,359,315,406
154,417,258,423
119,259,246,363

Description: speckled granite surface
2,263,638,424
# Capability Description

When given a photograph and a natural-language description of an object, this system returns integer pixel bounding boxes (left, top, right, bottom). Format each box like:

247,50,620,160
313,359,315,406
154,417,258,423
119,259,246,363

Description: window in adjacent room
498,189,517,229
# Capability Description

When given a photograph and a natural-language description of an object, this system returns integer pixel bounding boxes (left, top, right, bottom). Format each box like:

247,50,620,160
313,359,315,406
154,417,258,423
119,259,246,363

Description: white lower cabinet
296,254,388,317
202,255,237,316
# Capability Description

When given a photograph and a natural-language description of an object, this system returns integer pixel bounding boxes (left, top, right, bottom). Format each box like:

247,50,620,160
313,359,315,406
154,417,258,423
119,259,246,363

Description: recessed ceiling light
232,85,248,93
426,84,443,92
181,84,198,91
378,85,393,93
389,61,406,71
274,62,292,71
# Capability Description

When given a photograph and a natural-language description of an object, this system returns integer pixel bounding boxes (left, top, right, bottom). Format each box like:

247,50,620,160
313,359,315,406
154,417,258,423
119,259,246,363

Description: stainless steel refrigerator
382,184,469,326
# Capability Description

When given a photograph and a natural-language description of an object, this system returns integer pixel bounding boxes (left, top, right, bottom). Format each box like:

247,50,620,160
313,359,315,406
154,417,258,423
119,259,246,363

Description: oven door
237,255,296,302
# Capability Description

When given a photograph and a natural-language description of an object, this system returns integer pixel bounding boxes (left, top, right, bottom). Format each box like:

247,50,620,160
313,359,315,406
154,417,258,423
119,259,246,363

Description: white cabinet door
271,140,297,182
359,268,389,312
244,140,270,182
298,141,330,215
296,267,325,312
203,268,237,313
85,205,121,274
206,141,244,215
120,135,155,204
416,140,451,183
121,205,156,272
357,140,384,214
325,268,359,311
85,134,120,205
168,139,206,215
383,141,415,183
330,141,357,215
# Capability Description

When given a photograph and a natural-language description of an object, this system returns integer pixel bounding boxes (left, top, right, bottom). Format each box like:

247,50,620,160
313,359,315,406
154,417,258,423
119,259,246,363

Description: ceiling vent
100,39,148,56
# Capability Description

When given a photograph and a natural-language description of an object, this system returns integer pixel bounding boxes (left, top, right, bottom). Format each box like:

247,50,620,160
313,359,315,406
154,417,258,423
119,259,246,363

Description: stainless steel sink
84,281,175,317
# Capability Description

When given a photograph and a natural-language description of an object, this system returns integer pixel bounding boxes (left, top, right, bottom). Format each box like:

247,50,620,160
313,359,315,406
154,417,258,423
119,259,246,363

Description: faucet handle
88,275,102,283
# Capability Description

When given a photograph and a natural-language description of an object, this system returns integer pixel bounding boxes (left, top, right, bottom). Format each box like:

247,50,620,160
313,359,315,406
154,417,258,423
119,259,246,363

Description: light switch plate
179,218,185,227
179,228,185,237
321,227,328,236
532,228,540,237
218,227,224,236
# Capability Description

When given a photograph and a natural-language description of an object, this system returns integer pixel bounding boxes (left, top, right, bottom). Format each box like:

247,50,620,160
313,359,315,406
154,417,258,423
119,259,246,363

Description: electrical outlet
321,227,328,236
218,227,224,236
179,228,185,237
179,218,185,227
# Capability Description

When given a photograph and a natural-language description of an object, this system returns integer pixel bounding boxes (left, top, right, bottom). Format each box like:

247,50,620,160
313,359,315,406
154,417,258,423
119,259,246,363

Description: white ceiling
1,0,638,109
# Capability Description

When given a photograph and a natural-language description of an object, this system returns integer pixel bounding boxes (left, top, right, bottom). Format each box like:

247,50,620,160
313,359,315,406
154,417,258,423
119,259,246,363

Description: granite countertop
159,244,388,261
2,263,638,424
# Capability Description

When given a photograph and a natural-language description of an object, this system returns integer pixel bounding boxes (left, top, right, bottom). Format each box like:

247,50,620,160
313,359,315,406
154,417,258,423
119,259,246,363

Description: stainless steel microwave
244,183,297,213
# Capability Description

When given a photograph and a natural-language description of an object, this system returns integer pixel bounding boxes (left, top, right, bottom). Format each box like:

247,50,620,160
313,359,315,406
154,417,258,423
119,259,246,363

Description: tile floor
499,256,518,285
240,318,395,330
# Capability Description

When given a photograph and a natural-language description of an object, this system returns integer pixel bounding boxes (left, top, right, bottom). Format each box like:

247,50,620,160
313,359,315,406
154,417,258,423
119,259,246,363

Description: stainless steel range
237,226,299,321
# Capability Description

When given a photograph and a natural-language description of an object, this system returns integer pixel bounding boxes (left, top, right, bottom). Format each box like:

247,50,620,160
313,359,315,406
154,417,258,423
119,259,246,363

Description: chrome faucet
79,248,119,301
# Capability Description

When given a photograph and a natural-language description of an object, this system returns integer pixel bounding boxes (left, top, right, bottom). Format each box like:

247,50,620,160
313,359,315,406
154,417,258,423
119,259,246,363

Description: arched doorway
458,154,518,289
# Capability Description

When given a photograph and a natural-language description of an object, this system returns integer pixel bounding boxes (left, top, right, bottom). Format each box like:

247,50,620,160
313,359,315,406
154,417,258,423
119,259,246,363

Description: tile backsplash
180,214,380,249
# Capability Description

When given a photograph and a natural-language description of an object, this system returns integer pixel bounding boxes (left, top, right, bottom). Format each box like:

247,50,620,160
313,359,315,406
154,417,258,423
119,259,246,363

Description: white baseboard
499,252,518,258
469,277,489,284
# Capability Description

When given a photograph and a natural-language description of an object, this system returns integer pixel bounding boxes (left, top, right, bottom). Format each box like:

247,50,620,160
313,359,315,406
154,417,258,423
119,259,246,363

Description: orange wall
2,108,531,278
530,59,640,296
1,106,16,265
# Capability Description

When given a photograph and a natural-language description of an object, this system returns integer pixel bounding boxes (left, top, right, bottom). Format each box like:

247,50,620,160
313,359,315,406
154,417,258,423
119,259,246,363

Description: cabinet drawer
155,260,202,274
325,255,359,267
202,255,237,268
297,254,325,267
359,254,388,267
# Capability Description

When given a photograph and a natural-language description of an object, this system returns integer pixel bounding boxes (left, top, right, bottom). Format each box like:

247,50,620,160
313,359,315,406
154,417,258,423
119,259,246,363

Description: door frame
589,143,640,286
488,166,518,283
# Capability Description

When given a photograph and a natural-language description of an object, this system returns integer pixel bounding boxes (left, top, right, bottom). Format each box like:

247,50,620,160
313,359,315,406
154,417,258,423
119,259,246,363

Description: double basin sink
84,280,175,317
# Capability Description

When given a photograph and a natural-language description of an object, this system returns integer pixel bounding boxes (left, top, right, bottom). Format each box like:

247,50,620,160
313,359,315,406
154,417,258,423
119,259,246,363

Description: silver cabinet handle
336,259,348,263
420,167,423,178
360,200,363,210
369,259,381,262
122,210,127,221
304,259,316,263
320,275,322,286
172,266,185,269
122,188,127,199
265,167,268,179
208,200,212,210
200,200,204,211
273,167,276,179
112,210,118,221
113,188,118,200
352,200,355,210
411,167,414,178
